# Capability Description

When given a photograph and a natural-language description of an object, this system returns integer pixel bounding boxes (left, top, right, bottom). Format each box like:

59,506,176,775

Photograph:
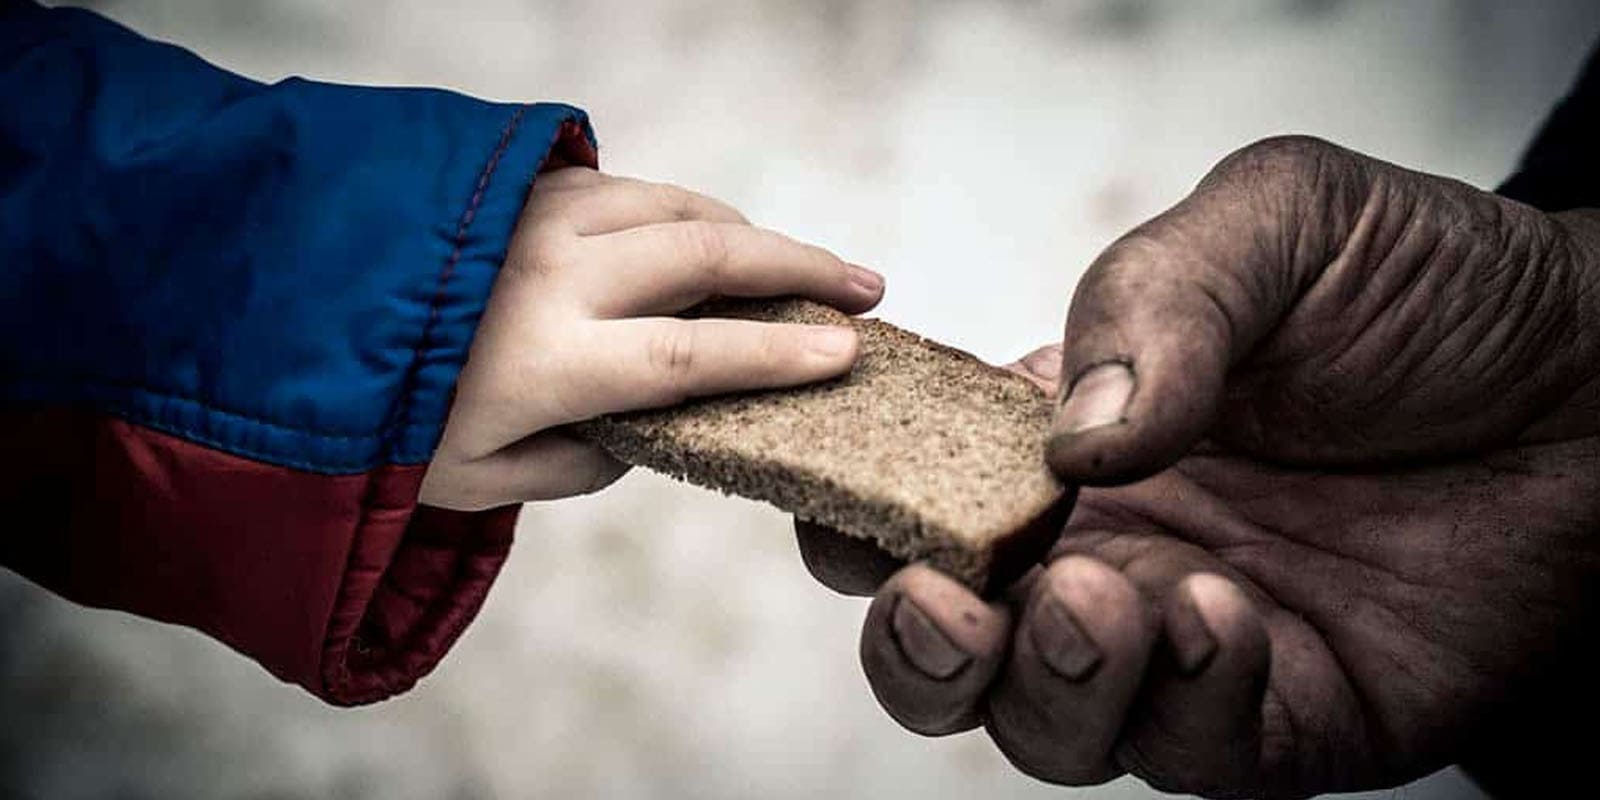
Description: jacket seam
384,104,529,462
3,108,585,475
319,462,386,700
116,410,382,473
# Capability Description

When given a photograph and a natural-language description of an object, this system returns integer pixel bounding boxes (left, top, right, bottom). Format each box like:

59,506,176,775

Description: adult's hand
800,136,1600,797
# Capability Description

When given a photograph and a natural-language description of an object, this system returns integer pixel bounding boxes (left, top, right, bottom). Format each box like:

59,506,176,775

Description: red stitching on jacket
316,111,600,703
387,106,529,459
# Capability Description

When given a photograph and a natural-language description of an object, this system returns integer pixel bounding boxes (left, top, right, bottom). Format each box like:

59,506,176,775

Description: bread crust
575,299,1070,591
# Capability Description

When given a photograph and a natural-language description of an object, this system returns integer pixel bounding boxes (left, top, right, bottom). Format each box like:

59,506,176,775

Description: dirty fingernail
891,597,972,680
1056,361,1134,435
1031,591,1103,681
1168,587,1219,675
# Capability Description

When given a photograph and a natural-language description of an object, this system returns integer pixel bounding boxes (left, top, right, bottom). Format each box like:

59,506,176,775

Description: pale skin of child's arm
420,167,884,511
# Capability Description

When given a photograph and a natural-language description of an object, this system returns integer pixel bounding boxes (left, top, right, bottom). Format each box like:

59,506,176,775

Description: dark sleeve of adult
1468,33,1600,800
1497,36,1600,211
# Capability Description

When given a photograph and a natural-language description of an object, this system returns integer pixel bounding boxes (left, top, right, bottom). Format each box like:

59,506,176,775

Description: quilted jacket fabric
0,0,596,704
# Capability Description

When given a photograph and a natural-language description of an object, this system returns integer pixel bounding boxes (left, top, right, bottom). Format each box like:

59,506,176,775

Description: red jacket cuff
323,498,518,705
0,411,519,705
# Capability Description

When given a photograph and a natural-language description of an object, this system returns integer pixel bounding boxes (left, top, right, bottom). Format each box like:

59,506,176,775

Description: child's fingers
420,430,629,510
576,221,885,317
545,317,860,423
537,175,749,235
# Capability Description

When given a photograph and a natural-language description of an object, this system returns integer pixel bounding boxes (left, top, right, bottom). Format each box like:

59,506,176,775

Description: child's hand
419,168,885,510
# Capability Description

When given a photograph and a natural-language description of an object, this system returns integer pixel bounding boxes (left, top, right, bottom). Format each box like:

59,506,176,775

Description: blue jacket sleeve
0,0,596,473
0,1,599,704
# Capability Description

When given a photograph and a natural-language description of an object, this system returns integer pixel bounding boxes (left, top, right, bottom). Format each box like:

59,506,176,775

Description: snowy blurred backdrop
4,1,1599,798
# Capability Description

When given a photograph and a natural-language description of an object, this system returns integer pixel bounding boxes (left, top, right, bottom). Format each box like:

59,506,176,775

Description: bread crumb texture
577,299,1064,588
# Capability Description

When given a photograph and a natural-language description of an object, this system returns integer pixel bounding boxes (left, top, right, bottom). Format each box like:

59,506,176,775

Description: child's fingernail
808,326,858,358
891,596,971,680
847,264,884,295
1054,361,1134,436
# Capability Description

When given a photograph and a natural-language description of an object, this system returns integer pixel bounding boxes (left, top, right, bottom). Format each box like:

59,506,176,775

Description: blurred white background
5,1,1599,798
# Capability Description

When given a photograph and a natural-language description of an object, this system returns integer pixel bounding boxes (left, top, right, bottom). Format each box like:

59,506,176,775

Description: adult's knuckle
1203,136,1366,227
1212,135,1339,186
1099,226,1178,268
1077,227,1186,299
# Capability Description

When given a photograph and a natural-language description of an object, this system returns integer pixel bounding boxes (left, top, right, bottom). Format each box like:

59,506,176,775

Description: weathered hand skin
799,136,1600,799
1049,135,1600,477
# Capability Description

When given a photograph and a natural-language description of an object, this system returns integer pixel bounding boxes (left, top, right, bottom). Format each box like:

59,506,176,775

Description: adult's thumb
1046,136,1366,484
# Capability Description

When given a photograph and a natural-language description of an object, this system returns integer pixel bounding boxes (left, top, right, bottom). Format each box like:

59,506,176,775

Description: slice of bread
574,299,1073,593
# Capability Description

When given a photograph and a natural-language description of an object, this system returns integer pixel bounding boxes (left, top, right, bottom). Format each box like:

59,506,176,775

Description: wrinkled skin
799,137,1600,798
